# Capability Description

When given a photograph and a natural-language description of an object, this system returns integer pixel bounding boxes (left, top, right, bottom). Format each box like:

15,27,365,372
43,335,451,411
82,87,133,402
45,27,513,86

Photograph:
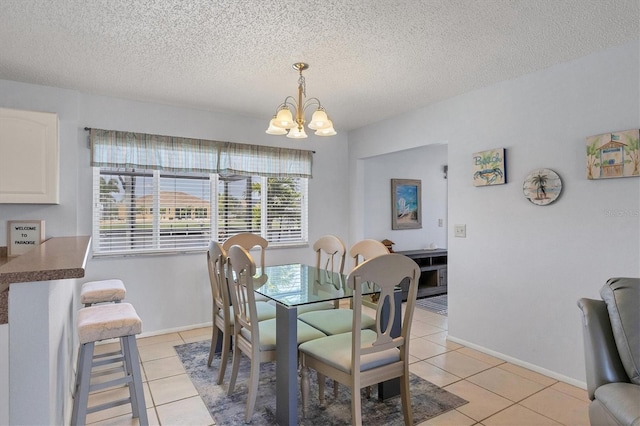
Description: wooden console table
395,248,447,300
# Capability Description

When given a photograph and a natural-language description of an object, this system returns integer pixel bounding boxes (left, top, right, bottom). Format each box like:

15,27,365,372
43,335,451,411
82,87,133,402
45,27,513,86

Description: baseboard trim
446,335,587,390
137,321,213,339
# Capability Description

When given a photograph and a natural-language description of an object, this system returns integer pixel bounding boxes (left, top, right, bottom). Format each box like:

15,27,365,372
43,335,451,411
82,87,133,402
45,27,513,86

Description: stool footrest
89,375,133,393
92,354,125,368
94,349,124,359
88,366,126,381
87,397,133,415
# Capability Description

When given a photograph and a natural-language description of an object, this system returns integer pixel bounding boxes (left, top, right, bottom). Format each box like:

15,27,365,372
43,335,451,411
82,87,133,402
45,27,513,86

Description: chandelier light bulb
273,107,295,129
315,120,336,136
308,108,330,130
265,117,288,135
287,126,308,139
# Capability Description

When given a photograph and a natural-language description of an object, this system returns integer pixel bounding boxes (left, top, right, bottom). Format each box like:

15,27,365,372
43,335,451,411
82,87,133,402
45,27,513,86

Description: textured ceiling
0,0,638,131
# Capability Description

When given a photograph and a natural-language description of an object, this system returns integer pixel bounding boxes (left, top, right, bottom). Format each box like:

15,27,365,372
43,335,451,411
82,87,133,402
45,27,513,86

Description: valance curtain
90,128,313,178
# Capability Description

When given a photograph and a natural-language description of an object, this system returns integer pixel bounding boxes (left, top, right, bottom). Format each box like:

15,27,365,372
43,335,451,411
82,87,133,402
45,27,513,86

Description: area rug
415,294,448,315
174,340,466,425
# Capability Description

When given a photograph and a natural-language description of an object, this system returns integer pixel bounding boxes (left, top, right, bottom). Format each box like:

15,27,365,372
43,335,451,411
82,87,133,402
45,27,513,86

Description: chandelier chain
298,74,306,98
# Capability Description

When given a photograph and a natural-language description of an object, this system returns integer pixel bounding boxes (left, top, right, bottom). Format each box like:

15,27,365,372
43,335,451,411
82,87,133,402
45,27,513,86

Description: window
92,168,308,255
89,128,312,255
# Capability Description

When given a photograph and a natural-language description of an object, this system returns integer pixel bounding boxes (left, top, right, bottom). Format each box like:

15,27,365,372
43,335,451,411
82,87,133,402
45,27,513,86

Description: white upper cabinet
0,108,60,204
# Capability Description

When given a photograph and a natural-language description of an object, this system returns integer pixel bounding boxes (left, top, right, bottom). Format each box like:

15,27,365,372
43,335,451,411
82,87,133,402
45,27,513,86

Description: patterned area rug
415,294,448,315
174,340,466,425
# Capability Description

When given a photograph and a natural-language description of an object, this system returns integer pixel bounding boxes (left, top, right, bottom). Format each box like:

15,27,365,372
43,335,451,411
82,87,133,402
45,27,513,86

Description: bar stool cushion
81,279,126,305
77,302,142,344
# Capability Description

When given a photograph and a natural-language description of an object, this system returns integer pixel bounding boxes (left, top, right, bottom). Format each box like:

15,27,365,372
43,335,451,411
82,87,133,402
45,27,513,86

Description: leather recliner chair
577,277,640,425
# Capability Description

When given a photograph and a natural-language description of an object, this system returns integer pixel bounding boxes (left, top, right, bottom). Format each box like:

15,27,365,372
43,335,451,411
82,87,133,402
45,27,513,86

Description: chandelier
265,63,336,138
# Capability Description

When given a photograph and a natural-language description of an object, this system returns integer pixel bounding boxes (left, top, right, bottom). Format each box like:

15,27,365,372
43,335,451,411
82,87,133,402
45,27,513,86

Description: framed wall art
472,148,507,186
391,179,421,230
586,129,639,179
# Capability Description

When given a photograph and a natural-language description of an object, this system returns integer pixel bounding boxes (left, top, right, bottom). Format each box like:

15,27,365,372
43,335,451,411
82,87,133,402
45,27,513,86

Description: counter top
0,236,91,324
0,236,91,286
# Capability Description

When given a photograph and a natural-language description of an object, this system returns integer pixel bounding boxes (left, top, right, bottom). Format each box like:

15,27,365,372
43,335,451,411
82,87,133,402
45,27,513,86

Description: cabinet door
438,267,448,287
0,108,59,204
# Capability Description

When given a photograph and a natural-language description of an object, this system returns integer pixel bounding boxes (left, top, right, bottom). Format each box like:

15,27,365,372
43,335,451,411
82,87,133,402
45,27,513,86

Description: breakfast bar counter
0,236,91,425
0,235,90,289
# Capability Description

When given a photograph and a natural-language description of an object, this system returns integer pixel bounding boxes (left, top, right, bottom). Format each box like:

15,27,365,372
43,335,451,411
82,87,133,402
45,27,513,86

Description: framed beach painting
472,148,506,186
391,179,421,230
586,129,639,179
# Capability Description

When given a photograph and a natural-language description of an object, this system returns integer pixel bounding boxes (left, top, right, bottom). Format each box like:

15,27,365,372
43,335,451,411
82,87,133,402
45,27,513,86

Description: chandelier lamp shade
265,63,336,138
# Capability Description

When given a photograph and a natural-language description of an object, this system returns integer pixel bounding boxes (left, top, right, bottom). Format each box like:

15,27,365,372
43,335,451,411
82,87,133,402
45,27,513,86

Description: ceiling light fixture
265,62,336,138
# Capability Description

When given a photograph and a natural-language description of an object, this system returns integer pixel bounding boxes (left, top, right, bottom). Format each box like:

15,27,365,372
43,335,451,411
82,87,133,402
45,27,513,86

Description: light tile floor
85,306,590,425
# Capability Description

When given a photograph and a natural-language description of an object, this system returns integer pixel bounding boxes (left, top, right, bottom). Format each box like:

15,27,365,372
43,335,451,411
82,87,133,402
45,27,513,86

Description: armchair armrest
577,298,630,399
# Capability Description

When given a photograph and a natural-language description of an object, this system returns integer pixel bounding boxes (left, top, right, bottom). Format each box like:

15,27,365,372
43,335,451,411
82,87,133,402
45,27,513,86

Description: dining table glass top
254,263,378,307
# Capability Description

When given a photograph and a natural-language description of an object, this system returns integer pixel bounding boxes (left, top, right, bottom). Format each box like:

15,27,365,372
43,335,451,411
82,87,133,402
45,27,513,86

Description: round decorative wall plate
523,168,562,206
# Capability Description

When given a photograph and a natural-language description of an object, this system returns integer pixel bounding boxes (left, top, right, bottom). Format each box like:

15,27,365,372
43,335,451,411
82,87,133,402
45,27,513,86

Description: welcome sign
7,220,45,257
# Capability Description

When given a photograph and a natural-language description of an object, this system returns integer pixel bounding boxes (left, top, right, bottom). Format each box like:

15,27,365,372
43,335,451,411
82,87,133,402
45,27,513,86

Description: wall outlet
438,218,443,227
454,224,466,238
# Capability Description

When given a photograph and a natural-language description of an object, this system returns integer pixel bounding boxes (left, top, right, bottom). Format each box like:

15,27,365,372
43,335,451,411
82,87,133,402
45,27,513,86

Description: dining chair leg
217,331,231,385
207,325,220,367
351,383,362,426
245,356,260,422
227,343,241,395
318,372,326,407
300,365,310,418
400,371,413,425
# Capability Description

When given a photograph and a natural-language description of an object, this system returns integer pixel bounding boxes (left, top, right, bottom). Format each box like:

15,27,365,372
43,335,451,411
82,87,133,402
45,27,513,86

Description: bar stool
71,302,148,426
80,279,126,307
79,279,127,375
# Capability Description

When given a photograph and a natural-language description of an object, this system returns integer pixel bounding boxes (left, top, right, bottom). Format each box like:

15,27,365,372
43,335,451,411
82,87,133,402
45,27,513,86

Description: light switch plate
454,224,466,238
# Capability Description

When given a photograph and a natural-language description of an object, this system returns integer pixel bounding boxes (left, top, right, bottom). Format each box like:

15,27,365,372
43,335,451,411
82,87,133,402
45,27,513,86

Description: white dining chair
226,244,327,422
350,239,389,267
298,253,421,425
222,233,270,299
206,240,275,384
298,237,381,334
350,239,389,307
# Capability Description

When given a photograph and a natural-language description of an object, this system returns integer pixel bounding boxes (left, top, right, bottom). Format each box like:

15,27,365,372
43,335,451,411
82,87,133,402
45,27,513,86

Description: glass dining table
254,263,402,425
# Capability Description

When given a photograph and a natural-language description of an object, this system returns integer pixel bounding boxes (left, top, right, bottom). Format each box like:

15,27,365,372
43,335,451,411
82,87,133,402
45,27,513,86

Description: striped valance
90,128,313,178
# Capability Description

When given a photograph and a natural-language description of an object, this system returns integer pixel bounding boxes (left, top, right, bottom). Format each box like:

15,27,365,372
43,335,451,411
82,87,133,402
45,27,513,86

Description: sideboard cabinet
395,248,447,300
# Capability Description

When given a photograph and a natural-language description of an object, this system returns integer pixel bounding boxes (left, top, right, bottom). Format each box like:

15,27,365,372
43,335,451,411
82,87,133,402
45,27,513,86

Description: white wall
349,40,640,386
0,80,350,336
0,324,7,425
363,144,448,251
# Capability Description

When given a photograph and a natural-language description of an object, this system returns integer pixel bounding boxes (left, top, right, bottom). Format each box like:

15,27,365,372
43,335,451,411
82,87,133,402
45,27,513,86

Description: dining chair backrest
313,235,346,274
223,233,268,285
226,244,260,344
349,254,420,361
223,233,267,270
207,241,229,322
206,240,235,376
349,239,389,268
